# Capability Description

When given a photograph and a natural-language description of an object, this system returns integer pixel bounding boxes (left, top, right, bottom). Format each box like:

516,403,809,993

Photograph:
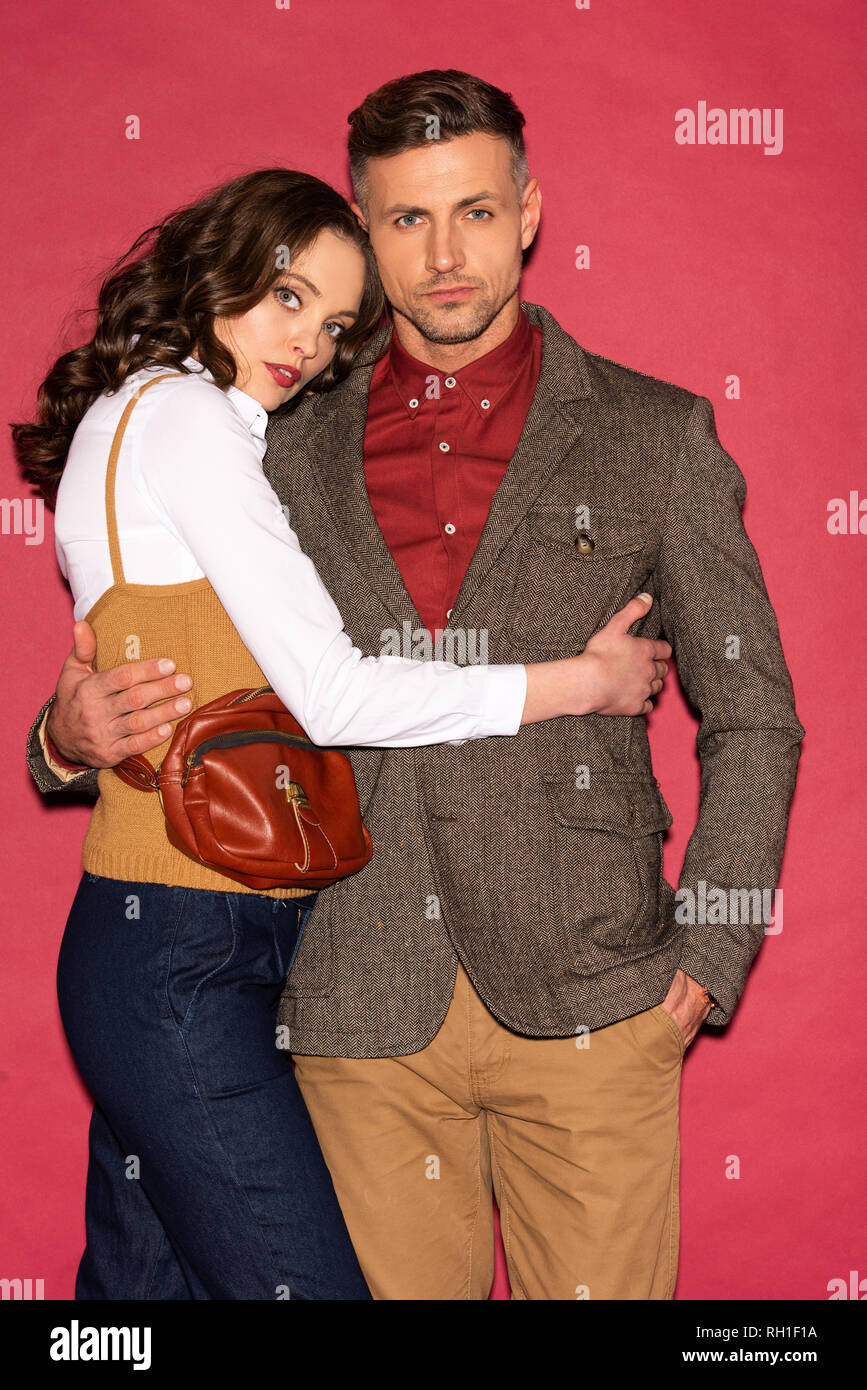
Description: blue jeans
57,873,371,1300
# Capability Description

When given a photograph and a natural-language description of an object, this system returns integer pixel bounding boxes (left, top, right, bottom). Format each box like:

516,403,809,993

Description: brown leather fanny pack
115,685,373,891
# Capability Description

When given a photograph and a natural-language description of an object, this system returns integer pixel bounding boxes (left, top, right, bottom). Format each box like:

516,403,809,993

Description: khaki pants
293,959,683,1300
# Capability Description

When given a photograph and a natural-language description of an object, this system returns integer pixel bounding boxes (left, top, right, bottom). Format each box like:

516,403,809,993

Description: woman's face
213,228,367,410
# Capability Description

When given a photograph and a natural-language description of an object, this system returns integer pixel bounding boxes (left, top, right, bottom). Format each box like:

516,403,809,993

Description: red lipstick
265,363,302,387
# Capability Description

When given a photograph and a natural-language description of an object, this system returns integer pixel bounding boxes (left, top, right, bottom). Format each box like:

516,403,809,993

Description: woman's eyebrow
274,273,357,318
277,271,321,297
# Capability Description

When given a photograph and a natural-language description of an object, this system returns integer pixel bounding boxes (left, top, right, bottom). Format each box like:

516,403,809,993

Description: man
28,69,803,1299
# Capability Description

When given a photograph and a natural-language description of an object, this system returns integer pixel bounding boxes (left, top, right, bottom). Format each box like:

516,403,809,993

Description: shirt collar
387,307,534,421
179,353,269,450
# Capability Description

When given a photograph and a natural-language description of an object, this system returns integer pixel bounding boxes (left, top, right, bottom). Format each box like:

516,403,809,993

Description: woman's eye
323,322,345,339
275,287,301,309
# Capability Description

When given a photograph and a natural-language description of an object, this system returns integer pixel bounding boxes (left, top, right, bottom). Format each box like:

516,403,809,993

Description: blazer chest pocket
510,509,649,656
543,772,673,962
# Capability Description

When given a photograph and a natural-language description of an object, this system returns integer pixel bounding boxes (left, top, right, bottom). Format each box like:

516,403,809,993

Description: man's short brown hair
347,69,529,215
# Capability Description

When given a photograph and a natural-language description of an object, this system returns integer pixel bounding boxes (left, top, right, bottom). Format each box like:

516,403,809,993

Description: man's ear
520,178,542,252
350,201,368,231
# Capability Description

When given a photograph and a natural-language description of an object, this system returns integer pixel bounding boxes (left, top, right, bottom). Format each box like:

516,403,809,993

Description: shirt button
444,523,456,535
409,398,419,409
444,377,456,389
480,398,491,409
439,441,450,452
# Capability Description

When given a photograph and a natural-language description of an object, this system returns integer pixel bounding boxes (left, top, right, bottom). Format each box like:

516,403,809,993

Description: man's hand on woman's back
46,620,194,768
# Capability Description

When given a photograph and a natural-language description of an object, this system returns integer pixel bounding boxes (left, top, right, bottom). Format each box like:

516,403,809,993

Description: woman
13,168,670,1300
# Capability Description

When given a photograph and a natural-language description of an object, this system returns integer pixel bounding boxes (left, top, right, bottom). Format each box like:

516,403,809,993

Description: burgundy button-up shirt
364,308,543,637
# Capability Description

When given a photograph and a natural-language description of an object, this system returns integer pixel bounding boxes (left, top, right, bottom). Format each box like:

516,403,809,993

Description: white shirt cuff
444,662,527,746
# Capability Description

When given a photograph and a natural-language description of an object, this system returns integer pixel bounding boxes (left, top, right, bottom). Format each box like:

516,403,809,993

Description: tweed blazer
27,302,804,1056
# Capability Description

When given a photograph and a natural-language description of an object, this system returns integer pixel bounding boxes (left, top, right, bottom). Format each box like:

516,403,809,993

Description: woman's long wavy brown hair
11,168,385,507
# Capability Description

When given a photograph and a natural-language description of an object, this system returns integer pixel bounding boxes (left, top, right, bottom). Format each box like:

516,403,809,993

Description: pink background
1,0,863,1300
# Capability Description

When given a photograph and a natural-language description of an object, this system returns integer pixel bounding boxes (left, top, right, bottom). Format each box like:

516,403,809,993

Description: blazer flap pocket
525,508,648,557
543,772,673,835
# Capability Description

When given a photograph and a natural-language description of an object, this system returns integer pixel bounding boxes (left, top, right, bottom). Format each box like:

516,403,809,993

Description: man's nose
425,225,464,276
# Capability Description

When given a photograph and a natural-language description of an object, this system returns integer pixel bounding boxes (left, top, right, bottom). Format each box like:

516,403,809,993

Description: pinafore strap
104,373,184,584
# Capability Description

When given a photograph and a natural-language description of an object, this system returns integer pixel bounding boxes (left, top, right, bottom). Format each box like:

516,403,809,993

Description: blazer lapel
447,302,596,624
300,323,427,631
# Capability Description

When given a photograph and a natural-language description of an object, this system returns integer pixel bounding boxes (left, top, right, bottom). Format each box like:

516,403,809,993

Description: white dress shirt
53,357,527,748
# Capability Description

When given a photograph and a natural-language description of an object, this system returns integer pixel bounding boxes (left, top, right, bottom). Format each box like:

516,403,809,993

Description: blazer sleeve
26,695,100,798
655,394,805,1026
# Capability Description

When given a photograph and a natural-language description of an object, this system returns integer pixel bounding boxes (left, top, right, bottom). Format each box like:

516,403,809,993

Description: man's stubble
393,272,522,348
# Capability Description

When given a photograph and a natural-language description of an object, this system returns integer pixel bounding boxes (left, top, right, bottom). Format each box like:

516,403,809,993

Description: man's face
355,132,540,346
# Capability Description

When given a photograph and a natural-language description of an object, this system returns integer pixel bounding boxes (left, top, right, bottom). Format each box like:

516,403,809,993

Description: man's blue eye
467,209,491,219
396,215,420,227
